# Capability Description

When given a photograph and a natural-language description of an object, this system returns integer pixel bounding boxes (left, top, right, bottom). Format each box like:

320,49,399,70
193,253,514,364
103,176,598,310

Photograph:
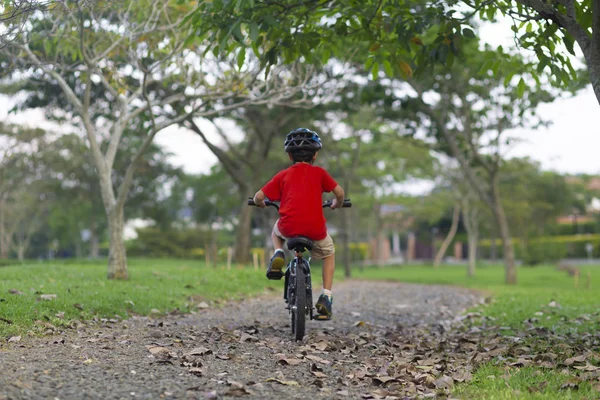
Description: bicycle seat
287,236,314,252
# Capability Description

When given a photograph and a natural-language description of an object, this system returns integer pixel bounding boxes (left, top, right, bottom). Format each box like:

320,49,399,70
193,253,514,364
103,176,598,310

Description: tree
185,104,310,264
0,122,46,258
187,0,478,79
1,0,312,278
404,43,554,284
322,109,437,273
433,204,460,268
1,1,67,48
471,0,600,105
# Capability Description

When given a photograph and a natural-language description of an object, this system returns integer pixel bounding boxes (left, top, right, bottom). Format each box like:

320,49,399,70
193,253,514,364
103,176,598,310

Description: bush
479,234,600,264
127,228,215,258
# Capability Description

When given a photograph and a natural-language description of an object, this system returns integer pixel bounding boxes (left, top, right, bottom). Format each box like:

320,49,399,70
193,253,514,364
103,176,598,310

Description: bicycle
247,197,352,341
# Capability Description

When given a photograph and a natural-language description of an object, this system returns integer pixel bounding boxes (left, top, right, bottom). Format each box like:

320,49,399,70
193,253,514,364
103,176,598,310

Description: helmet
284,128,322,153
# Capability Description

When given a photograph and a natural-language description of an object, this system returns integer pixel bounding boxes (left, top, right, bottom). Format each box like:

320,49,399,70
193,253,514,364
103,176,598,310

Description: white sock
322,289,332,299
274,248,284,255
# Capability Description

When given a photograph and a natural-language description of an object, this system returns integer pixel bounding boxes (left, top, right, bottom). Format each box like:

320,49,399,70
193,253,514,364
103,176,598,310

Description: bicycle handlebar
247,198,351,210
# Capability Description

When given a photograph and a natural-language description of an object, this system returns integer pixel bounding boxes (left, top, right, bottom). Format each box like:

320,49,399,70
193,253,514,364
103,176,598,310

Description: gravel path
0,281,484,400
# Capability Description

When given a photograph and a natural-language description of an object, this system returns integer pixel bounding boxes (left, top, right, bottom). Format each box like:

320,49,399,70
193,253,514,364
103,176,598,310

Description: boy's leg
267,220,286,280
321,254,335,291
313,234,335,320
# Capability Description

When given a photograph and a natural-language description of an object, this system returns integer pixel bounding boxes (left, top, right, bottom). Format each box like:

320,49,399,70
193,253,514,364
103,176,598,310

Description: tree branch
516,0,592,53
20,43,83,111
184,119,247,188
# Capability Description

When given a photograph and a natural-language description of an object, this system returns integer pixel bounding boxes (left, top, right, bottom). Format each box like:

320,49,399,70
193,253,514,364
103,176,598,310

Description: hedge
478,234,600,265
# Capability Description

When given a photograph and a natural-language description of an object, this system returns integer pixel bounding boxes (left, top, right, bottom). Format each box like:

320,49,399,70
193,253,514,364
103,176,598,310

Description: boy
253,128,345,321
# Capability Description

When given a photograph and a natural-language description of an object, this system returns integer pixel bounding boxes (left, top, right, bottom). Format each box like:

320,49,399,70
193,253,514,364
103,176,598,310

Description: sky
1,17,599,180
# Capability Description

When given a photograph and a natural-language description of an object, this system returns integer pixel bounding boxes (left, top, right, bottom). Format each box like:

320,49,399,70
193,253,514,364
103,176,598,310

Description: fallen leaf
573,364,600,372
55,312,65,319
277,355,302,366
225,388,251,397
8,289,24,295
40,294,57,301
311,370,327,378
8,336,21,343
510,358,532,367
185,347,212,356
452,370,473,383
313,341,329,351
189,367,203,376
197,302,209,309
266,378,299,386
73,303,84,310
564,355,587,366
337,390,349,396
216,354,231,360
83,359,93,365
372,376,398,386
434,375,454,389
305,355,331,365
240,333,258,342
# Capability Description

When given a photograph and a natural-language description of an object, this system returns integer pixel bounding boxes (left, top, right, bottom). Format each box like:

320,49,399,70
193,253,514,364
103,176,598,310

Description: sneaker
266,250,285,280
314,294,332,321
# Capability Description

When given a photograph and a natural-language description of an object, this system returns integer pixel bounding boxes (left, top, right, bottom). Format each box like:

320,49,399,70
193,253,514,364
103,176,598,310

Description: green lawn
2,259,599,398
0,258,299,337
354,263,600,399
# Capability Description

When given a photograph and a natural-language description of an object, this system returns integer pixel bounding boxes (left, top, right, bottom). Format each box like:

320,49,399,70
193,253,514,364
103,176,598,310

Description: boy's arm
253,190,267,208
330,185,345,209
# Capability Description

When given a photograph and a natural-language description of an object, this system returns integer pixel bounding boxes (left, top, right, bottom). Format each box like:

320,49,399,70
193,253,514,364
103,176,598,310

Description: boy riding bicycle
253,128,345,321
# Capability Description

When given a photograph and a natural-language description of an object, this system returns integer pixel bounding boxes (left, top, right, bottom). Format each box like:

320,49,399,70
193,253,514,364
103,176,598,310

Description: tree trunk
490,229,497,261
0,198,6,259
339,205,351,277
90,217,100,258
16,233,24,261
107,207,128,280
583,1,600,105
75,240,83,259
434,205,460,268
467,232,477,277
234,199,252,264
491,180,517,284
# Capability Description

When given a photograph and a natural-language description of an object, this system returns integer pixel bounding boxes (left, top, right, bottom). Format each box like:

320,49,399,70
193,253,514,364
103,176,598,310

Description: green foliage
126,228,230,259
479,234,600,263
472,0,590,91
186,0,478,78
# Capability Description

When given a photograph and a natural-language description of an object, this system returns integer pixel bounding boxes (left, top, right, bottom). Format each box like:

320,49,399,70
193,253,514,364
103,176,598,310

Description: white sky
0,18,598,179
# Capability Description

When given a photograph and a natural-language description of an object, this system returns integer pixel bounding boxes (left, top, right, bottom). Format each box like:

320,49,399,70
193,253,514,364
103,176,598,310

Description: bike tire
292,261,306,341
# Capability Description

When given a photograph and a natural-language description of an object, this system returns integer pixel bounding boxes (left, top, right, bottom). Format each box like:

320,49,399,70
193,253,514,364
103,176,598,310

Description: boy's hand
330,198,340,209
331,185,345,209
254,190,267,208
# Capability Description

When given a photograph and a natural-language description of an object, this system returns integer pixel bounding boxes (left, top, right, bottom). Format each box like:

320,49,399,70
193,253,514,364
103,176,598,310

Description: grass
0,258,339,337
2,259,599,398
354,263,600,399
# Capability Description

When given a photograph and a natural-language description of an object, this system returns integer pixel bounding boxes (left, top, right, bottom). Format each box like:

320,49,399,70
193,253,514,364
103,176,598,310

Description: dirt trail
0,281,483,400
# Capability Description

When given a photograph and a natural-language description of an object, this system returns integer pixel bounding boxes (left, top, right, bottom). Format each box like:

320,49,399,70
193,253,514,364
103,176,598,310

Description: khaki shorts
273,219,335,260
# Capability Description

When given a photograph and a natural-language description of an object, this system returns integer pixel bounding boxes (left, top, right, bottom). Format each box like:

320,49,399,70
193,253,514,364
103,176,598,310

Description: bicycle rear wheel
292,261,306,341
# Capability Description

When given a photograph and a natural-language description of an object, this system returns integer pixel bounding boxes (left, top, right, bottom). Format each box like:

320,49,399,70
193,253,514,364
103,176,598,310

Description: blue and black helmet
284,128,322,153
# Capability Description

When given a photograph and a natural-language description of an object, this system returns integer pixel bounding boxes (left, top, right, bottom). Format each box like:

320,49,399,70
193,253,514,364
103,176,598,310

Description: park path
0,281,484,400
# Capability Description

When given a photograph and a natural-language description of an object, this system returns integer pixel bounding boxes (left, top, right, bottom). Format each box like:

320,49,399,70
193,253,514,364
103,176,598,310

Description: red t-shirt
261,163,338,241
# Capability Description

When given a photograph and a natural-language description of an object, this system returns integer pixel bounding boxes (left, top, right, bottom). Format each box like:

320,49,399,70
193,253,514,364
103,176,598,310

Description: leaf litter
2,281,598,399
